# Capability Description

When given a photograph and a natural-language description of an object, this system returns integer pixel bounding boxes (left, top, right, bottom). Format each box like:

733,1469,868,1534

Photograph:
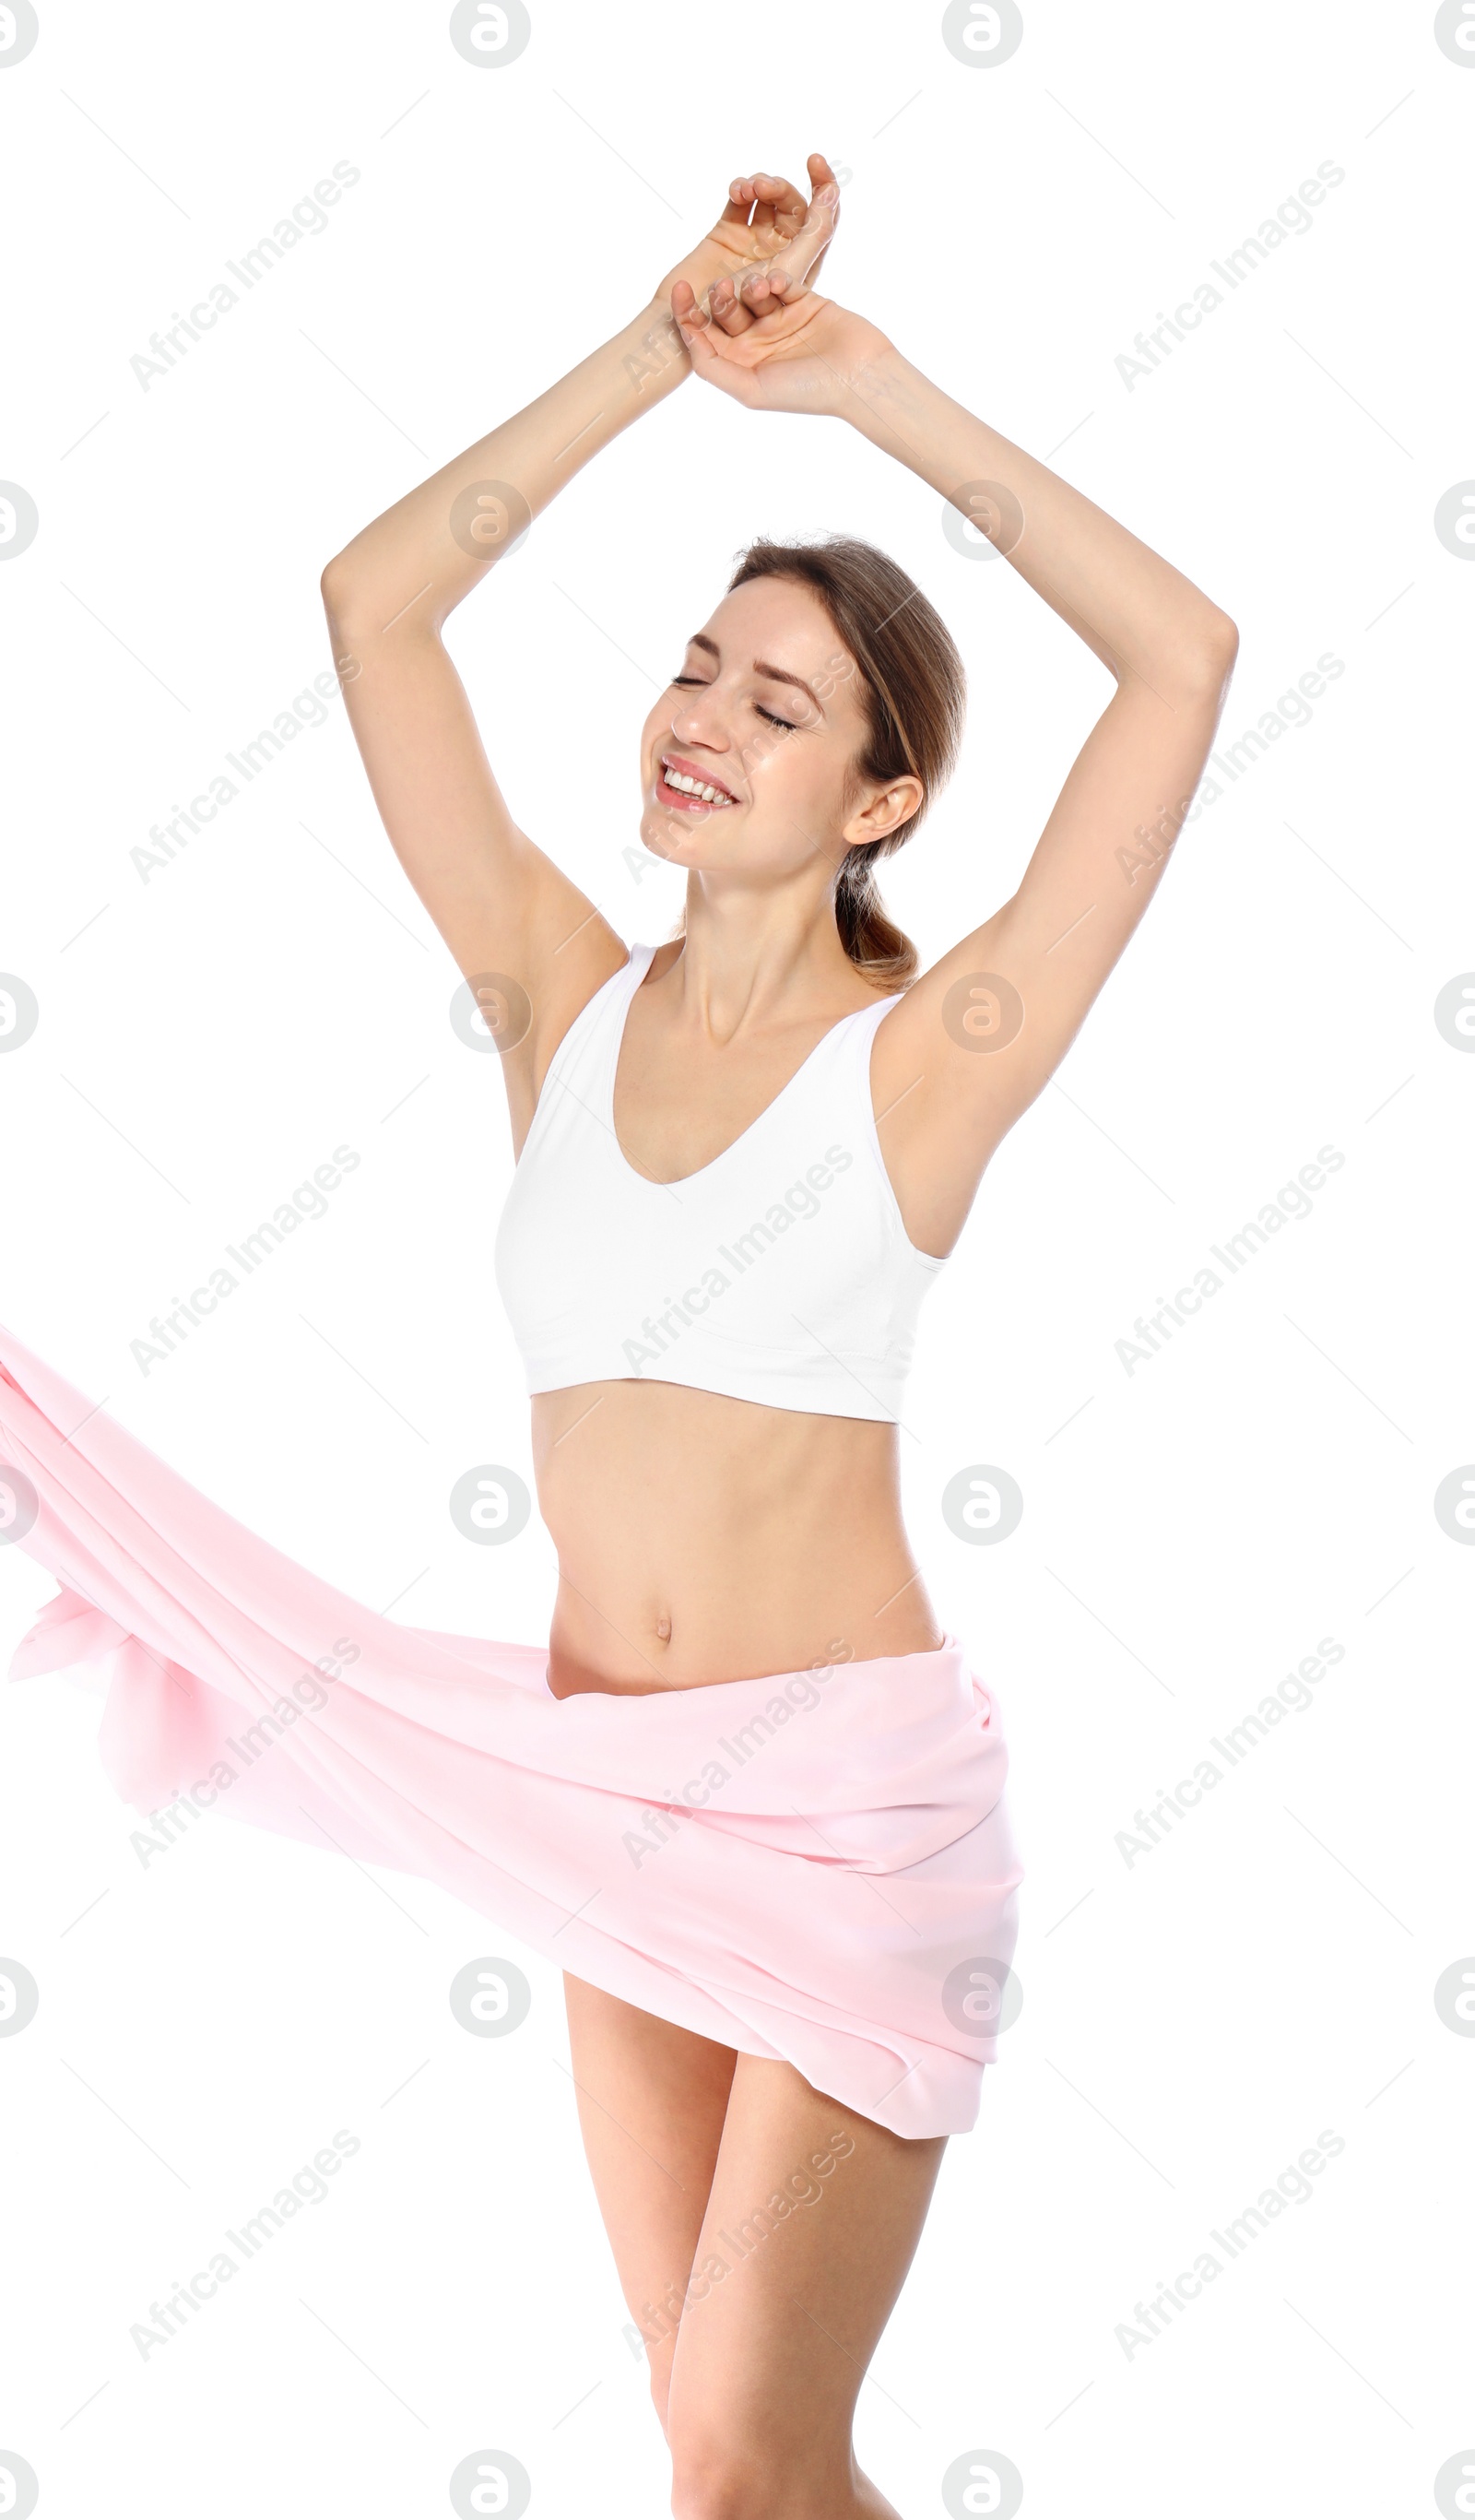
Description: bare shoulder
867,925,1007,1106
502,908,631,1157
866,918,1013,1260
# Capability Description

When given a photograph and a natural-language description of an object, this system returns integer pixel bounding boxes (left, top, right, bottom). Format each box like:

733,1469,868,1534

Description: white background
2,1,1472,2513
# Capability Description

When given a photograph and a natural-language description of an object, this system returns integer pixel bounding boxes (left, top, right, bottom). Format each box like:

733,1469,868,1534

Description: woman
318,147,1234,2511
1,153,1234,2517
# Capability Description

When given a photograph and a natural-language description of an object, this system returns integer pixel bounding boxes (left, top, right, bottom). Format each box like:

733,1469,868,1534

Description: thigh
666,2053,948,2505
560,1973,738,2425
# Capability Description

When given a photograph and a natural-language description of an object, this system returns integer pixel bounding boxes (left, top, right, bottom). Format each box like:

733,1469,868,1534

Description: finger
672,290,761,405
744,169,809,238
740,270,815,335
782,178,840,294
707,273,759,336
735,267,791,319
719,172,763,229
766,156,832,290
671,279,721,363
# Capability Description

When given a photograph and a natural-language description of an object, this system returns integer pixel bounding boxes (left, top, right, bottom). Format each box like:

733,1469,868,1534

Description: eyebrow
686,632,825,716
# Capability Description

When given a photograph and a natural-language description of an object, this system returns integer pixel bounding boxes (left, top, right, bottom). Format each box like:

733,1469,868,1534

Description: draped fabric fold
0,1326,1022,2137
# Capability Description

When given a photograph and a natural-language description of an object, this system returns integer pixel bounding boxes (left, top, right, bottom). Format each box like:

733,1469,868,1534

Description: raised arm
671,259,1238,1255
320,160,836,1150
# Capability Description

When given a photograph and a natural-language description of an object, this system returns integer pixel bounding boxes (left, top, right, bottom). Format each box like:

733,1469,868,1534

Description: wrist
835,337,915,433
616,294,692,404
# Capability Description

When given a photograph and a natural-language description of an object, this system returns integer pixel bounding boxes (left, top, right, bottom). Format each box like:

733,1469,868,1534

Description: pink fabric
0,1326,1022,2137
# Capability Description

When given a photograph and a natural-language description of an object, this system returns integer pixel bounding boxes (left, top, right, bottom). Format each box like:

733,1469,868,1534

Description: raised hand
667,156,891,418
653,155,833,327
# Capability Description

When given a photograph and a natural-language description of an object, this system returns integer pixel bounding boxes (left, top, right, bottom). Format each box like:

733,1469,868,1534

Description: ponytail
834,847,916,989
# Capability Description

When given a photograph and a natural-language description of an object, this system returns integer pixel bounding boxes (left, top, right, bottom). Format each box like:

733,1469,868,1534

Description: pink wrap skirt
0,1327,1022,2139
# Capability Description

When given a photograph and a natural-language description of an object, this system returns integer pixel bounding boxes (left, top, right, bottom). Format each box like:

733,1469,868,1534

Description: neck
664,882,871,1038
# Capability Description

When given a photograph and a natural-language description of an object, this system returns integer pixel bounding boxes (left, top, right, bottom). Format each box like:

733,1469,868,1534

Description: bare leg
562,1984,947,2514
560,1973,738,2434
665,2053,947,2518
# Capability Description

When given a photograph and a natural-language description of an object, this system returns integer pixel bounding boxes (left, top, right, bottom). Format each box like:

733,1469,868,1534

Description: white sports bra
494,943,948,1423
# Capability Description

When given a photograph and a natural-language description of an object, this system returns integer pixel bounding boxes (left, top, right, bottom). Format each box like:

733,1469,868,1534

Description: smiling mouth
656,754,738,810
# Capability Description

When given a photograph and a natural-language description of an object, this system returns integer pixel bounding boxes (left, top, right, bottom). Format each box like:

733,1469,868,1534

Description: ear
841,775,925,847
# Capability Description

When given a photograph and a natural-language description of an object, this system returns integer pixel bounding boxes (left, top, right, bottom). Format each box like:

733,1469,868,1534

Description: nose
668,683,731,757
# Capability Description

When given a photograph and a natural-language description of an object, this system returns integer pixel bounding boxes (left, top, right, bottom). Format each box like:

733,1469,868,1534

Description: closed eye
670,675,797,732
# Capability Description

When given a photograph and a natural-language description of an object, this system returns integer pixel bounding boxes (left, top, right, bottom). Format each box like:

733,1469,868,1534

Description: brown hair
726,533,968,989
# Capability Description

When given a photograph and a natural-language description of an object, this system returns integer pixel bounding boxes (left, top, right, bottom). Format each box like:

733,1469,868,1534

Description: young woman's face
638,576,912,886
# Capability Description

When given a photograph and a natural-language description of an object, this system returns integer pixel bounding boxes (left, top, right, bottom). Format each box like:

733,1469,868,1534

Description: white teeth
662,762,731,805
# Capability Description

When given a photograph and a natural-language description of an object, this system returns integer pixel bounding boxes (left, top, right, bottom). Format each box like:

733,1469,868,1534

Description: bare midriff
530,1378,944,1698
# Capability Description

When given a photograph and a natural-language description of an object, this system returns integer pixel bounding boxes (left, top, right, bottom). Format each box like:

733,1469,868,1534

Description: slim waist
543,1632,968,1705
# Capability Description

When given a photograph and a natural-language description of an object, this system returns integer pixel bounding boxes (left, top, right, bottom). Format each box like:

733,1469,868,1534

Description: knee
668,2456,761,2520
669,2437,827,2520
